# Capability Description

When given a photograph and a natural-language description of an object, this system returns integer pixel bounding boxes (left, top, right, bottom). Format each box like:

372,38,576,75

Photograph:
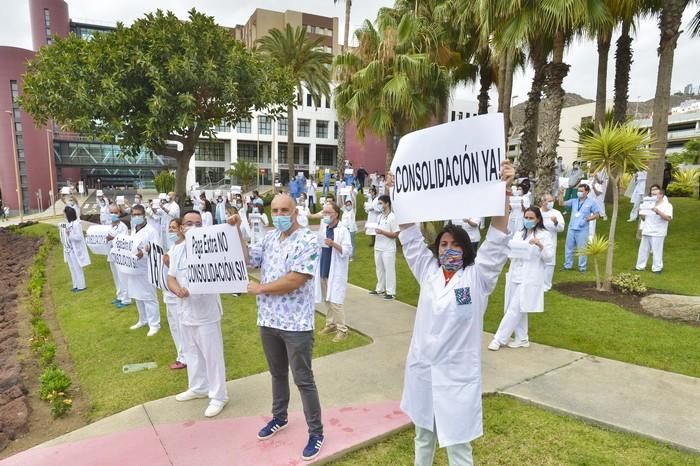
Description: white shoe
146,327,160,337
487,339,501,351
204,400,228,417
175,390,208,402
507,340,530,349
129,322,147,330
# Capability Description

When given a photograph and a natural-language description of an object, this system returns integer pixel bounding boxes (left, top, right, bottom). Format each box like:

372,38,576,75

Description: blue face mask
272,215,293,232
523,219,537,230
110,213,120,223
131,215,145,227
167,232,179,243
322,215,331,224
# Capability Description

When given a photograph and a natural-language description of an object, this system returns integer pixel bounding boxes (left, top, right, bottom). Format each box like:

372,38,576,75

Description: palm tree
647,0,694,189
334,0,352,178
258,25,332,181
579,122,654,290
226,159,257,193
334,11,451,169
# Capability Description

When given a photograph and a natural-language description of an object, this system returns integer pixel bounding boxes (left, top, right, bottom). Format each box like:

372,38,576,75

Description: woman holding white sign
370,195,400,300
635,185,673,274
62,206,90,292
489,206,553,351
389,161,514,466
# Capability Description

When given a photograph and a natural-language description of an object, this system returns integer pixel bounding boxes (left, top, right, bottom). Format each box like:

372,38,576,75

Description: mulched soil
555,281,700,328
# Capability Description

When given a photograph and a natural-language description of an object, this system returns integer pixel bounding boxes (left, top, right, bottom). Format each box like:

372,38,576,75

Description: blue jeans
564,228,589,271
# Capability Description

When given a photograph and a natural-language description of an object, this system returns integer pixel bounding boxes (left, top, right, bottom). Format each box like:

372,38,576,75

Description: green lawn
330,395,700,465
18,223,369,421
349,197,700,378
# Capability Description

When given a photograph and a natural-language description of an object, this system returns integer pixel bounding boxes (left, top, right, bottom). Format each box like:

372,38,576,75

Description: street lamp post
46,129,56,215
6,110,24,223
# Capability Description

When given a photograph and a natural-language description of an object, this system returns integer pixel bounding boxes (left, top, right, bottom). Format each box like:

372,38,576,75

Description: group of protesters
54,149,675,465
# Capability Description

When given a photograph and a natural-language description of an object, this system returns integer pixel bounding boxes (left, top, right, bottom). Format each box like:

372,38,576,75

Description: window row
450,111,472,121
234,118,338,139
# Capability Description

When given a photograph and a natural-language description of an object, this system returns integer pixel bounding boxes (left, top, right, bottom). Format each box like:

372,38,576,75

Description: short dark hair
182,210,202,219
523,206,545,233
434,224,475,269
64,206,77,222
132,204,146,215
378,194,391,207
324,202,341,217
578,183,590,192
648,184,661,195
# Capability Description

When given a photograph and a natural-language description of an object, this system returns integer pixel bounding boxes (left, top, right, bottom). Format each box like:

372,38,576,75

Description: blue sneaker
111,299,120,305
115,302,129,309
302,434,324,461
257,417,288,440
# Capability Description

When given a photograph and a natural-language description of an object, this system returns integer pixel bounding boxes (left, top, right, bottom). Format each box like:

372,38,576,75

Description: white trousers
374,249,397,295
109,262,131,304
543,264,555,292
629,196,642,220
415,425,473,466
636,235,665,272
135,298,160,329
166,302,186,364
181,321,228,403
494,282,529,344
66,253,86,290
588,219,596,239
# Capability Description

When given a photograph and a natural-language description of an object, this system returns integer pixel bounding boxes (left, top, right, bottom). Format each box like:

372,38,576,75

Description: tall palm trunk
613,20,633,124
496,54,506,112
287,103,296,181
603,175,620,291
477,63,492,115
336,0,352,177
535,32,570,203
502,49,515,146
595,32,611,128
648,0,688,189
519,44,546,178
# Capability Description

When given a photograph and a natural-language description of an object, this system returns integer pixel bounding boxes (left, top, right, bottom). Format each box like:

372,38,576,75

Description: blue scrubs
563,196,601,271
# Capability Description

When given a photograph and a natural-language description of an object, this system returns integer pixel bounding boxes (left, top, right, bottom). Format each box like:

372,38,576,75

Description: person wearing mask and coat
635,185,673,274
539,194,565,292
105,204,131,308
127,205,161,337
315,203,353,342
370,195,400,300
364,187,380,247
489,206,554,351
61,206,90,292
390,161,514,466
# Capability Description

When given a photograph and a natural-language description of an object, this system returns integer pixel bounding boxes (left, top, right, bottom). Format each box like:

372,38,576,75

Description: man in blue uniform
559,183,601,272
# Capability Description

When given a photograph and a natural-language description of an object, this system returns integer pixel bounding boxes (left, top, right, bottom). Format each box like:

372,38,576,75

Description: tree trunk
496,54,506,112
502,48,515,146
595,32,611,128
385,132,396,174
343,0,352,53
519,44,546,178
648,0,687,189
336,0,352,178
603,175,620,291
594,258,601,291
287,103,295,182
613,20,633,125
174,147,194,205
535,32,570,204
477,63,492,115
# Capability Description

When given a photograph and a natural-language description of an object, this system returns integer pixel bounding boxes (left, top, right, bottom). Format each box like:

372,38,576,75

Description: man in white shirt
540,194,565,291
168,210,228,417
635,185,673,274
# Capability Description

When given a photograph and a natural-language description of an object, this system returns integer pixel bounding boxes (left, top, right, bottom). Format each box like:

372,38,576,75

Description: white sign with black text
85,225,112,255
185,224,248,294
147,242,170,291
108,234,139,275
389,113,506,224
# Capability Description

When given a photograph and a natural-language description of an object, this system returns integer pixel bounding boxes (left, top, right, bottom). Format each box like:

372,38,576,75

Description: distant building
683,83,694,95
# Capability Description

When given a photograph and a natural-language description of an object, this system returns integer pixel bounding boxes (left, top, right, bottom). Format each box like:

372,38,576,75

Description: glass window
306,93,312,107
451,111,456,121
334,121,339,139
194,141,225,162
295,145,310,165
316,120,328,138
458,112,463,119
297,93,303,106
216,121,229,133
278,118,288,136
258,116,272,135
325,96,331,109
278,144,288,164
237,142,257,162
236,117,251,133
195,167,225,185
316,146,336,166
297,119,310,137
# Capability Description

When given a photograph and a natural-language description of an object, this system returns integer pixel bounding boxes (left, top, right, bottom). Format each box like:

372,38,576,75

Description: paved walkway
2,278,700,464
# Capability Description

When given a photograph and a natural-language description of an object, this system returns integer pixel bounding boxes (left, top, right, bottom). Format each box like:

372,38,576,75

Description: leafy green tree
20,9,293,202
579,122,654,290
257,25,332,180
153,171,176,194
576,234,610,291
226,159,258,193
671,138,700,165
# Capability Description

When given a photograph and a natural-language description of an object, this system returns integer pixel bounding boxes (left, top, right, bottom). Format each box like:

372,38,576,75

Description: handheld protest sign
108,234,139,275
116,195,125,205
57,223,71,250
639,197,657,217
85,225,112,255
389,113,506,224
185,224,248,294
147,242,170,291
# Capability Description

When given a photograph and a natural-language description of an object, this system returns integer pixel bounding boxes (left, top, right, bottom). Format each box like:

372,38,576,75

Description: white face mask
546,201,554,210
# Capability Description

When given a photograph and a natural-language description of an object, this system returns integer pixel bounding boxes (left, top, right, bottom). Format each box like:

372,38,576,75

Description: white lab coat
398,224,509,447
248,211,268,244
541,208,565,265
364,196,379,235
202,211,214,227
296,205,311,228
160,201,180,247
314,222,353,305
63,220,91,267
127,223,160,301
504,229,554,313
98,200,111,225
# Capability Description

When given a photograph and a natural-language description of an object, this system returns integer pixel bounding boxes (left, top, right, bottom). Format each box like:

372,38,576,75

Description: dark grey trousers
259,326,323,435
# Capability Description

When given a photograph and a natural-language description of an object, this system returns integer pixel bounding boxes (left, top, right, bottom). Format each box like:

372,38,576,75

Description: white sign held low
147,242,170,291
108,234,139,275
185,224,248,294
639,196,657,217
389,113,506,224
85,225,112,255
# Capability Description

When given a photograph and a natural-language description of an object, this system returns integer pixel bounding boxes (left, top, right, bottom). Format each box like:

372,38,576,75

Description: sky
1,0,698,105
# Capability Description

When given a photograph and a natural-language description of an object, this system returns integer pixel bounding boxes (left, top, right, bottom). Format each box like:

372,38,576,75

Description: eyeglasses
183,221,202,227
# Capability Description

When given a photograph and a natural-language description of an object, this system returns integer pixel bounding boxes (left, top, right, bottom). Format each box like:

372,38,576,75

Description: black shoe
369,290,382,296
384,294,395,300
560,267,571,272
